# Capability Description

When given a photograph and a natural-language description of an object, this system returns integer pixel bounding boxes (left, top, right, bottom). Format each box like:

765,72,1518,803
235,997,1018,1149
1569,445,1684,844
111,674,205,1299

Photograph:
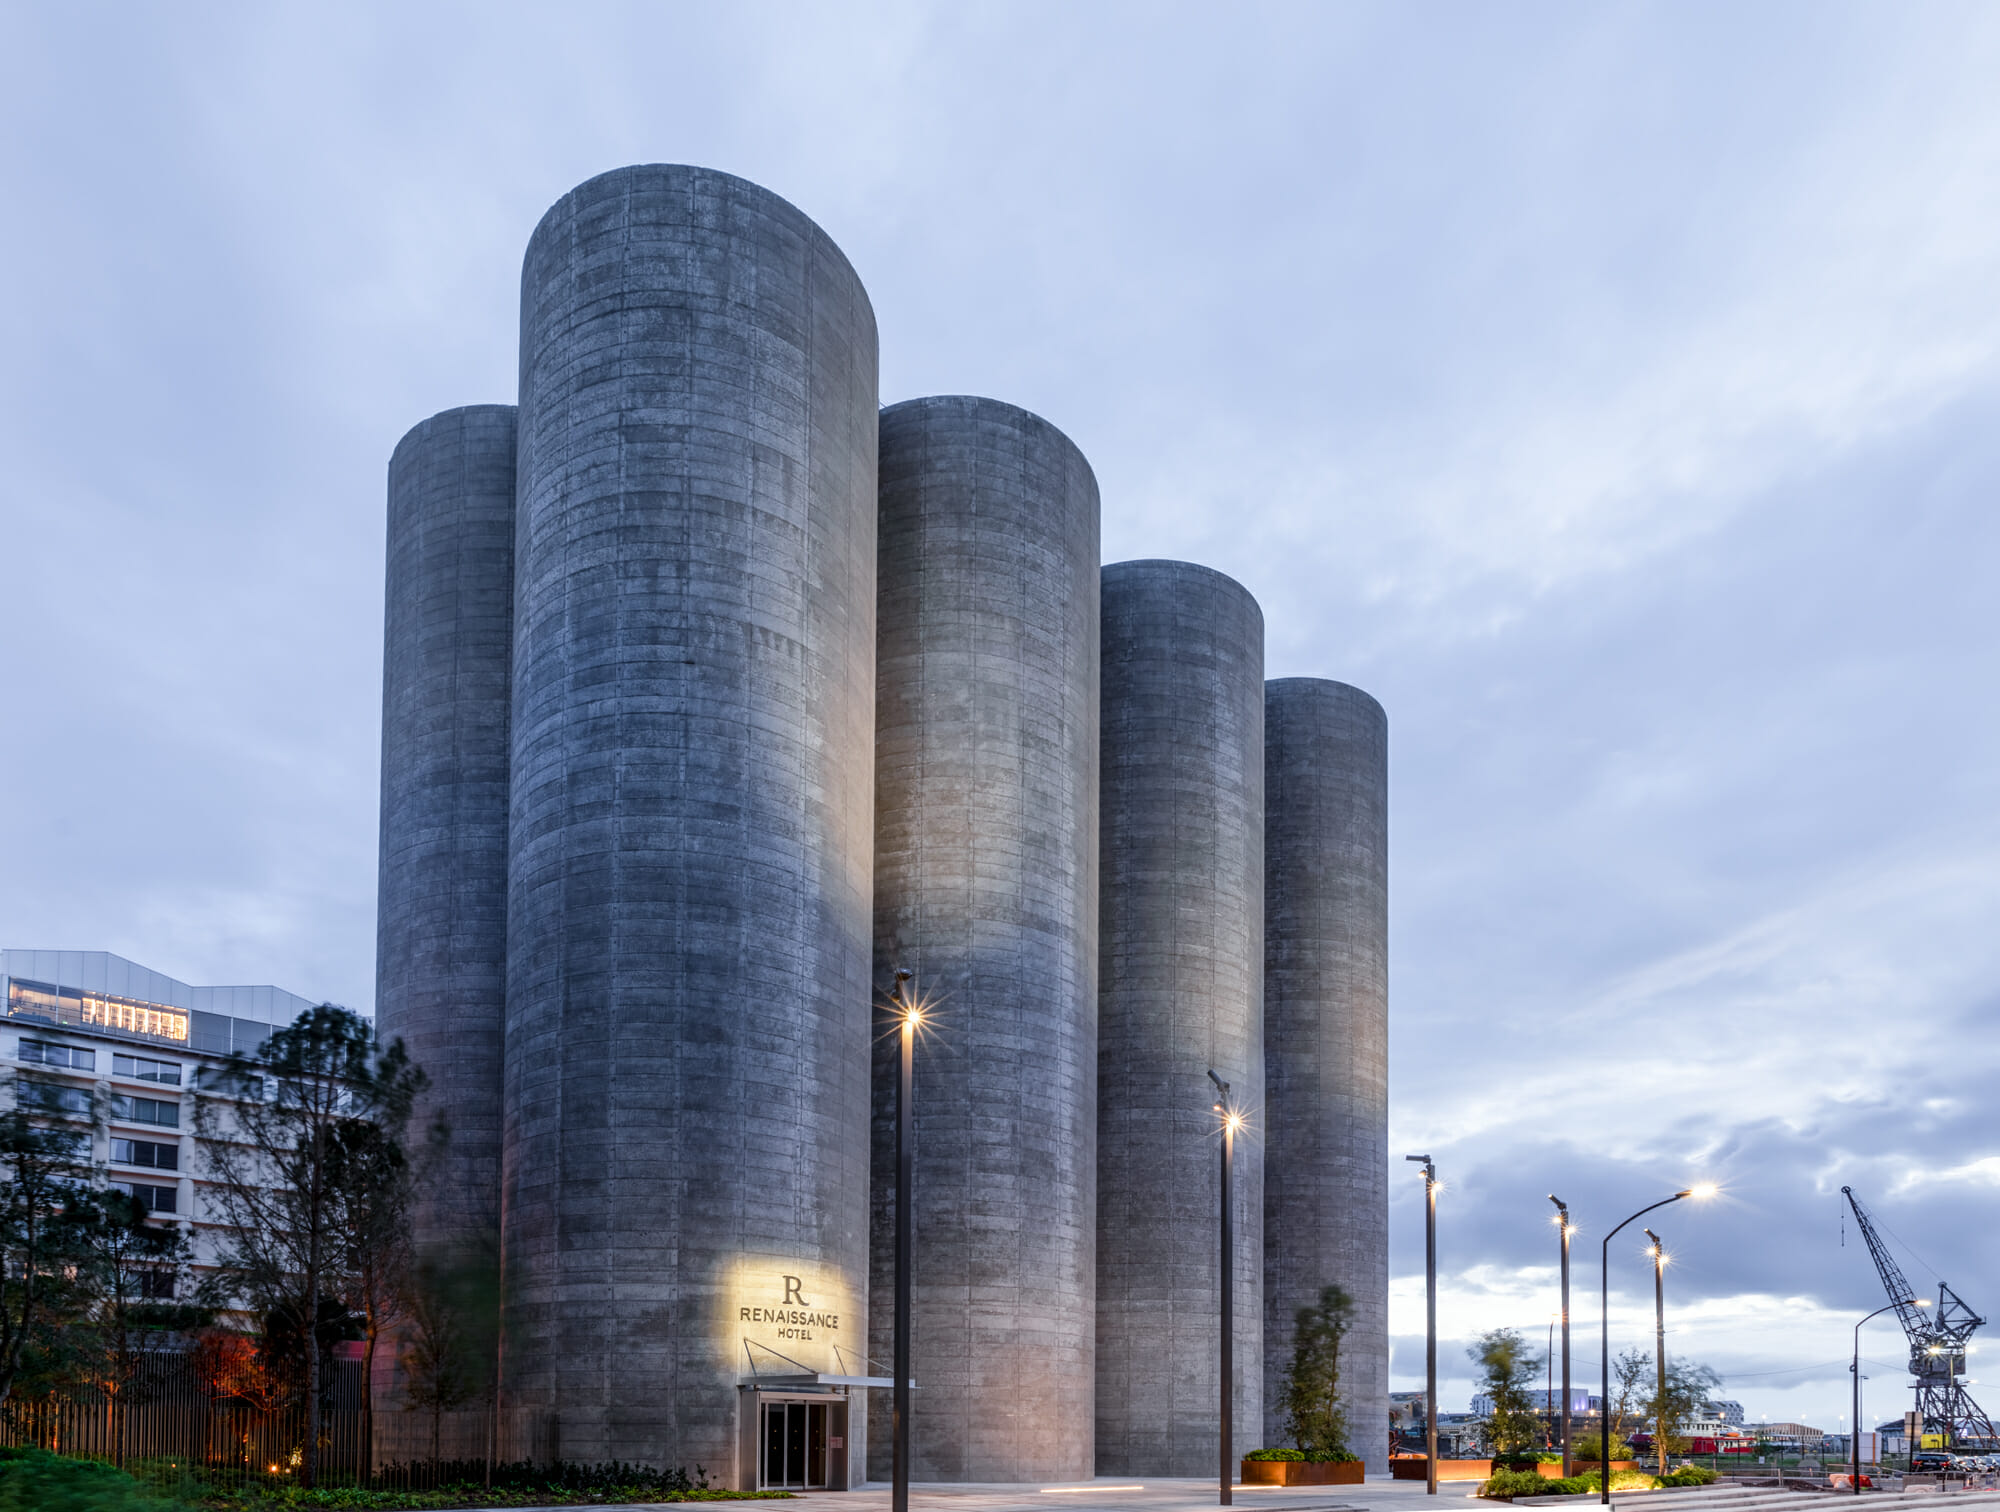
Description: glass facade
7,977,189,1045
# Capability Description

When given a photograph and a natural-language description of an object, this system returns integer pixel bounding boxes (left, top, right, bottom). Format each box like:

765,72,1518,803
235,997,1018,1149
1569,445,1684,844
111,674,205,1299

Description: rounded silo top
521,163,877,353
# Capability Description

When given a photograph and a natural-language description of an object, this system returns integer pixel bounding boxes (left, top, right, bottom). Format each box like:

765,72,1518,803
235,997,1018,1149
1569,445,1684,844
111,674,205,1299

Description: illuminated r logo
783,1275,807,1305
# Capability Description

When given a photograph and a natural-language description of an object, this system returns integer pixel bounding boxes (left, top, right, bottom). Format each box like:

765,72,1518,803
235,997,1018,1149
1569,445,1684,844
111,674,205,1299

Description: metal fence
0,1350,544,1493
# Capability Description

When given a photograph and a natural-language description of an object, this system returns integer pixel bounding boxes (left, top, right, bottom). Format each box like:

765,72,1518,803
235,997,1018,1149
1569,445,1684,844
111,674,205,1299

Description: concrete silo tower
504,166,879,1477
375,404,517,1273
869,396,1101,1482
1095,560,1265,1477
1260,678,1389,1472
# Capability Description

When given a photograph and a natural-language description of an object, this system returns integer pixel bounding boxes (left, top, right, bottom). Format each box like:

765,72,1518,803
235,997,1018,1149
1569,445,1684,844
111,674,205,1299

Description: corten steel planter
1242,1460,1365,1486
1572,1460,1640,1473
1391,1458,1492,1481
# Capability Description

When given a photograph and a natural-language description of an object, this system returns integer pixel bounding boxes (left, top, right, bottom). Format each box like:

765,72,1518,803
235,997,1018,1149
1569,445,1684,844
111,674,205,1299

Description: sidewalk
790,1476,1473,1512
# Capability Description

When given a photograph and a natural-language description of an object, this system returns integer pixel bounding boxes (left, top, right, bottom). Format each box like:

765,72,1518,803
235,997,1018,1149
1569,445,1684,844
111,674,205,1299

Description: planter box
1571,1461,1640,1473
1391,1458,1493,1482
1242,1459,1364,1486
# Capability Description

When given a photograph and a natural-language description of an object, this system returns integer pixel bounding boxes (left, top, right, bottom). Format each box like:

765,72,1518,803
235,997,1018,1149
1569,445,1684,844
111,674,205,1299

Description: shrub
1244,1448,1304,1461
0,1446,182,1512
1573,1440,1639,1461
1481,1467,1661,1500
1478,1468,1553,1499
1305,1449,1360,1463
1658,1465,1718,1487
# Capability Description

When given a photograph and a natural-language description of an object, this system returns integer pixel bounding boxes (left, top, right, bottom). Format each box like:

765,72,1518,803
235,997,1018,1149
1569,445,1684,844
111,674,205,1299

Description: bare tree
399,1252,485,1465
332,1117,414,1478
194,1005,422,1487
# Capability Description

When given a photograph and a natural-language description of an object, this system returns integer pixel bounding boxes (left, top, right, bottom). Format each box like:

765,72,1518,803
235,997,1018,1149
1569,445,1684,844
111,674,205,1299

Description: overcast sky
4,1,1997,1435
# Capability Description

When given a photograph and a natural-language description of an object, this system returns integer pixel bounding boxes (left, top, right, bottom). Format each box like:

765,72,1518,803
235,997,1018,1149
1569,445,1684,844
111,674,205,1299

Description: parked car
1909,1451,1956,1474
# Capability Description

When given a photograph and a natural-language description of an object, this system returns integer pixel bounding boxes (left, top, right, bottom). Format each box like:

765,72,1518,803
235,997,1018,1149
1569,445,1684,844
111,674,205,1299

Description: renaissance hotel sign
724,1260,857,1368
740,1275,842,1342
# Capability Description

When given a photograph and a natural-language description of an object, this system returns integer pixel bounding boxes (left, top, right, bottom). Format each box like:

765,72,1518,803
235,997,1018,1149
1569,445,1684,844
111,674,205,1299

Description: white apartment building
1,948,342,1281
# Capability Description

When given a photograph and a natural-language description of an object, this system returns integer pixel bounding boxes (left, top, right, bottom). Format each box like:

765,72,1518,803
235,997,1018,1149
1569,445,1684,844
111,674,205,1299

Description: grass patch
0,1446,185,1512
199,1490,790,1509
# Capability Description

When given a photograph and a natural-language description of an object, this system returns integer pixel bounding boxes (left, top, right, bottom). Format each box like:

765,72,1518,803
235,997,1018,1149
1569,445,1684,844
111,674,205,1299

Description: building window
112,1053,181,1086
19,1040,95,1071
110,1137,179,1171
111,1180,178,1215
110,1094,179,1128
20,1082,92,1115
137,1268,176,1299
5,978,189,1044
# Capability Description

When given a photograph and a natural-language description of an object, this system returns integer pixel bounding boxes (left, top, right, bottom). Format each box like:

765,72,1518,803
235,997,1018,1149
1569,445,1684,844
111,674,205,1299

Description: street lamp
1644,1231,1666,1477
1853,1299,1914,1495
1210,1070,1240,1508
891,970,921,1512
1407,1155,1439,1496
1599,1187,1713,1505
1550,1196,1573,1475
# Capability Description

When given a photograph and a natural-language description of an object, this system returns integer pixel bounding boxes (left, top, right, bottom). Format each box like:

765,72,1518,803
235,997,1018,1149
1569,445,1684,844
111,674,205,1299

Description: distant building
1707,1399,1745,1426
2,947,333,1279
1471,1388,1595,1416
1745,1420,1825,1445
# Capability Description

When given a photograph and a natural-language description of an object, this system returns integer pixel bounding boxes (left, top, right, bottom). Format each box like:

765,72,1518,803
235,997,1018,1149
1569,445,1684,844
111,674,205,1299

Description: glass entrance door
761,1401,833,1489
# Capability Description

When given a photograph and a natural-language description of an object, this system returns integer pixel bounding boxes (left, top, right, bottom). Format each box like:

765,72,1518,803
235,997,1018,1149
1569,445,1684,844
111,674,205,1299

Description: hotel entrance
759,1397,848,1490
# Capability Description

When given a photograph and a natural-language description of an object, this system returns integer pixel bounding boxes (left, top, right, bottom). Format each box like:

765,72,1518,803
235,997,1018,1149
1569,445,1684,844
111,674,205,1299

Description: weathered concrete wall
1260,678,1388,1471
375,404,516,1273
504,165,878,1477
1096,560,1265,1477
867,396,1100,1482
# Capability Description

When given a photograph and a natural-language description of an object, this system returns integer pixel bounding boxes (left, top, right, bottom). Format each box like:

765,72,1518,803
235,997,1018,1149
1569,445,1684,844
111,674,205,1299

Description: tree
1645,1358,1723,1458
194,1004,424,1487
1281,1285,1355,1459
0,1071,100,1409
1470,1328,1544,1457
331,1118,415,1477
1606,1347,1653,1451
398,1252,488,1465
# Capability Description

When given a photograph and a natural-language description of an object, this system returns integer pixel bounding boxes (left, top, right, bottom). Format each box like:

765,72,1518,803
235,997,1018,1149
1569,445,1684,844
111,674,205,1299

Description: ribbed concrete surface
868,396,1101,1482
375,404,516,1267
1259,679,1388,1471
1096,560,1265,1477
504,165,879,1475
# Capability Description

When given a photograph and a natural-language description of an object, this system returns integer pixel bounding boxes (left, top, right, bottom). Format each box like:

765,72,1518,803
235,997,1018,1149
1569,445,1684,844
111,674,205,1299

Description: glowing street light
1597,1186,1712,1505
1644,1230,1667,1477
1549,1196,1574,1475
1407,1155,1439,1495
1853,1299,1915,1496
890,969,922,1512
1210,1070,1240,1507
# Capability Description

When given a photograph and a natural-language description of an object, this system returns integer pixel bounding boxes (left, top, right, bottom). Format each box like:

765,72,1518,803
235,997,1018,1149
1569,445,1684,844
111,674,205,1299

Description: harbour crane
1843,1185,1997,1451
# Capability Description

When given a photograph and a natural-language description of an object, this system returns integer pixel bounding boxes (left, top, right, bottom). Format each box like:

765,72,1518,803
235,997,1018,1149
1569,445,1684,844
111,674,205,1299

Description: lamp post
1599,1187,1713,1506
1547,1317,1556,1450
1550,1196,1573,1475
1853,1300,1912,1495
1407,1155,1439,1495
1644,1230,1666,1477
1210,1071,1238,1508
892,970,918,1512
